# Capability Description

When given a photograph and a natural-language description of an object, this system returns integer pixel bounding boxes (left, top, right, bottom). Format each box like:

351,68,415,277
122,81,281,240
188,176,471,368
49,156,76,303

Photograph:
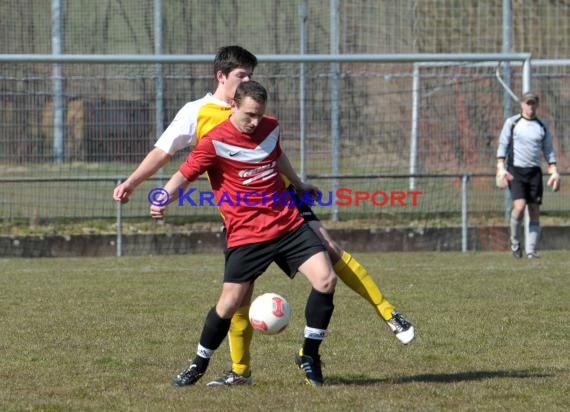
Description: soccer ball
249,293,291,335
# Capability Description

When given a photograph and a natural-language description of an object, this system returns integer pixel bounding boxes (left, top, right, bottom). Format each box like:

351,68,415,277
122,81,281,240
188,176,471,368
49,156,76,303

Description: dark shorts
224,222,327,283
508,166,543,204
287,184,320,222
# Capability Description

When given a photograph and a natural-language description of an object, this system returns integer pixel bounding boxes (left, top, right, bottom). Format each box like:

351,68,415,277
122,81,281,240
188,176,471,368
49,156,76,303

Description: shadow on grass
327,369,553,386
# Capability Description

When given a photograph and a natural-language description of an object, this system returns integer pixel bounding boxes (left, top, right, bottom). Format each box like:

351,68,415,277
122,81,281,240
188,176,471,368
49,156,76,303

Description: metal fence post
329,0,340,222
51,0,64,163
461,174,470,252
298,1,308,182
410,64,420,190
116,178,123,257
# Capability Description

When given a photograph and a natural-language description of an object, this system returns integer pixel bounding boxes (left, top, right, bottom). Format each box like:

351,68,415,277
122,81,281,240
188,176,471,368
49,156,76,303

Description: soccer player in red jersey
151,80,336,387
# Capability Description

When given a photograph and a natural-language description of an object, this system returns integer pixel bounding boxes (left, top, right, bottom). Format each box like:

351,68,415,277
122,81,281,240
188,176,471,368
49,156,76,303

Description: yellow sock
228,304,253,376
333,251,396,320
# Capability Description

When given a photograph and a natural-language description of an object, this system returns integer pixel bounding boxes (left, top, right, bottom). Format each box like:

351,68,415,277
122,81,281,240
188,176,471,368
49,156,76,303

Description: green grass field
1,252,568,411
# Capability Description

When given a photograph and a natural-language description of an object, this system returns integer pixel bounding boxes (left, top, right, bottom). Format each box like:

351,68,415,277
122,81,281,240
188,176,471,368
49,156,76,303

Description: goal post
409,55,532,190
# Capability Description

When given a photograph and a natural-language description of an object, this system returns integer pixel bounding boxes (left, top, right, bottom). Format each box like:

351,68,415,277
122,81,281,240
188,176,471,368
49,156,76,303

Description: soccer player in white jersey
114,45,414,387
112,46,255,195
496,91,560,259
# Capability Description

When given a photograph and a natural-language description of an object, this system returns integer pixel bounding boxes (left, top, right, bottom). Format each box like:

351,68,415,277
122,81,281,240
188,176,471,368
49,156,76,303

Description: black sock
199,306,232,351
303,339,322,358
303,288,334,357
305,288,334,330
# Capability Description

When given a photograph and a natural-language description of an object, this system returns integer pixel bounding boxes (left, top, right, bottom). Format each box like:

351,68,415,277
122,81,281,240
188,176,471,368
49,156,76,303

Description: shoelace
391,311,410,327
395,316,410,329
179,366,201,381
224,371,241,381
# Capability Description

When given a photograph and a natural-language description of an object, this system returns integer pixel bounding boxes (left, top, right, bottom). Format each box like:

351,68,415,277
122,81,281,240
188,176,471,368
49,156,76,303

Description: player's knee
216,297,241,319
511,206,525,218
316,271,337,294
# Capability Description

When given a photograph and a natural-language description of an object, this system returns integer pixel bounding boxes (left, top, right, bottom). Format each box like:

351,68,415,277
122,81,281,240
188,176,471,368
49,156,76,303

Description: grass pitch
1,252,568,411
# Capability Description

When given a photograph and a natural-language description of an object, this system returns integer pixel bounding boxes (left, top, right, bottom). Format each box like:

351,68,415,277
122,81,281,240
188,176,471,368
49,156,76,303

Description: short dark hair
234,80,267,106
213,45,258,76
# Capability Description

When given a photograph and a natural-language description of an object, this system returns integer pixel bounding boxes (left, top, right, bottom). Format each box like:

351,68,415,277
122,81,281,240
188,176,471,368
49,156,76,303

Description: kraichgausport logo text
148,187,422,207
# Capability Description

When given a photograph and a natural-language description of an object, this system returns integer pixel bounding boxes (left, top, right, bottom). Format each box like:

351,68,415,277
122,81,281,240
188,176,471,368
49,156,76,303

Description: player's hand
150,204,167,220
495,164,513,189
296,182,320,201
113,181,134,204
547,171,561,192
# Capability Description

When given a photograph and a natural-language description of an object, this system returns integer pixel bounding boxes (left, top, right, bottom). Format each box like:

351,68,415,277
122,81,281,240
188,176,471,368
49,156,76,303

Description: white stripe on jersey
211,126,279,163
243,168,278,185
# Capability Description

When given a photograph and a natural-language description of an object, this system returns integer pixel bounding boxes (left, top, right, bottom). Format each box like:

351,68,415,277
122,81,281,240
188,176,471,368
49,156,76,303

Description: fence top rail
0,176,207,183
417,58,570,68
0,53,532,64
2,173,567,183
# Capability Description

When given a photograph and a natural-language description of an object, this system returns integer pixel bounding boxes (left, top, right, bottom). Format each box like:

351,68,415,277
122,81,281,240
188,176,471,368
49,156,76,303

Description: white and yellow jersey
154,93,231,155
155,92,293,188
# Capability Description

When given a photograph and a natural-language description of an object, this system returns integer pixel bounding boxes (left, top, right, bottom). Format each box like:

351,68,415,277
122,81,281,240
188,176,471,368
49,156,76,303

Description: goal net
0,57,566,227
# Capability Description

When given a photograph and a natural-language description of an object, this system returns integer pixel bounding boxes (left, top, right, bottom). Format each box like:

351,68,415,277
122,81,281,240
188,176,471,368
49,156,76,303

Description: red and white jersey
179,116,303,247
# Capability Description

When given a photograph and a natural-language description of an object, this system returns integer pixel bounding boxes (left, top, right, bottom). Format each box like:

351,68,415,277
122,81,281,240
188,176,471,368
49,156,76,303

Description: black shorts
508,166,543,204
287,184,320,222
224,223,326,283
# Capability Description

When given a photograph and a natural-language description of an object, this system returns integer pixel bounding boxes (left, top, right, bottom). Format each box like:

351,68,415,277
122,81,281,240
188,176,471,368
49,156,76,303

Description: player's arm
496,118,513,159
149,171,191,220
277,151,319,197
115,103,198,203
114,148,172,203
542,126,560,192
495,120,514,189
150,138,216,219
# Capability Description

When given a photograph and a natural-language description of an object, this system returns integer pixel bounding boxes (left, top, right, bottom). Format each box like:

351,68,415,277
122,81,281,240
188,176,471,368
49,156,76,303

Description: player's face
521,99,538,119
230,96,266,134
218,67,254,100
